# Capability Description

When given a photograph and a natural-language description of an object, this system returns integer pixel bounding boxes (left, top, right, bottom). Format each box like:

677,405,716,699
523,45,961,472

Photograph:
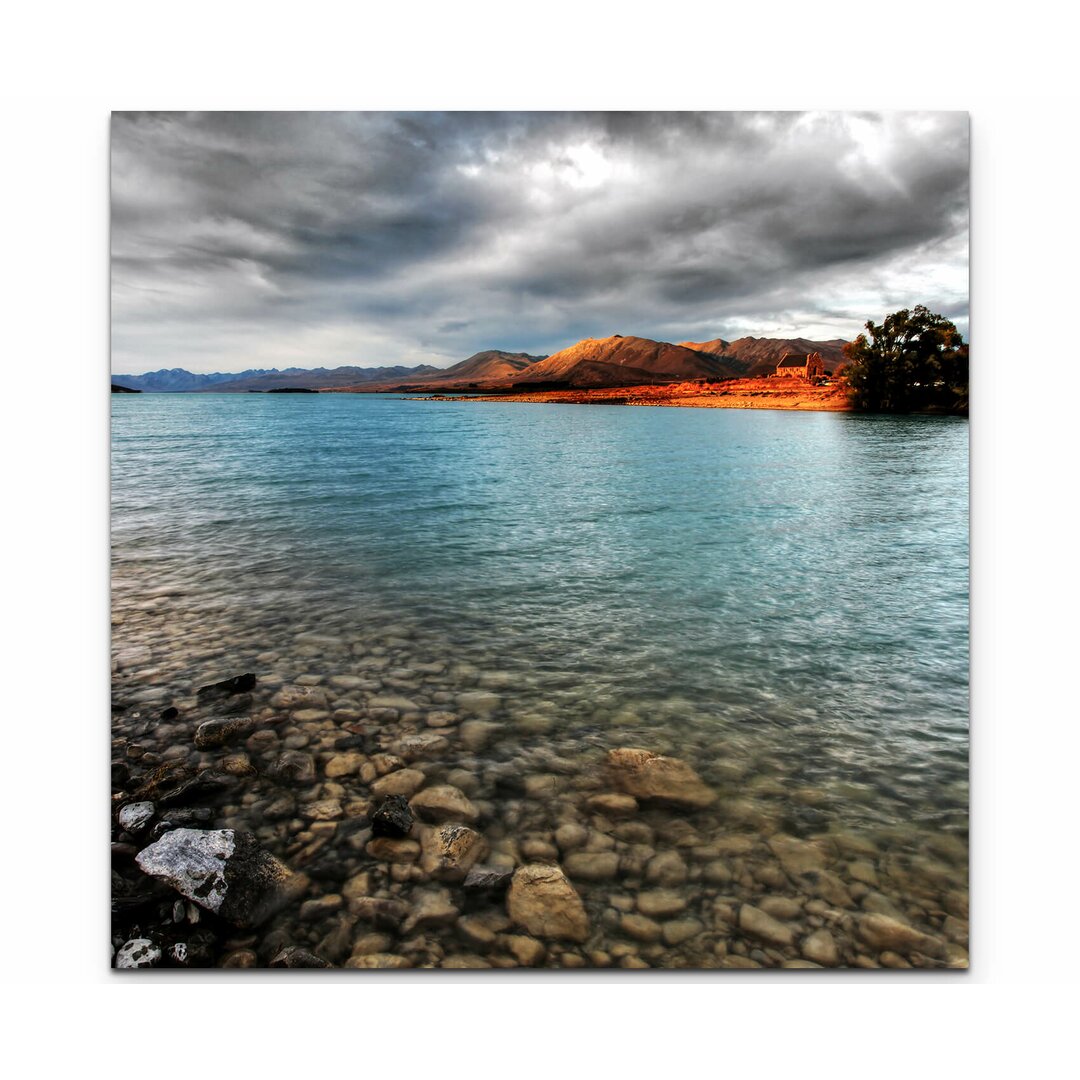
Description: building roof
777,354,808,367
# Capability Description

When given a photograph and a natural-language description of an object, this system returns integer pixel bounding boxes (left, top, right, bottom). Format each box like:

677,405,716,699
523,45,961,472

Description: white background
1,1,1077,1074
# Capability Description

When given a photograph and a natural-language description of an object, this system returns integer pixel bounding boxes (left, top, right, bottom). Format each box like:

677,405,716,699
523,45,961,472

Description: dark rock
333,734,367,750
156,770,238,807
215,693,254,717
197,673,257,701
371,795,414,838
112,760,130,788
161,706,179,721
270,946,333,968
463,864,514,892
136,828,309,928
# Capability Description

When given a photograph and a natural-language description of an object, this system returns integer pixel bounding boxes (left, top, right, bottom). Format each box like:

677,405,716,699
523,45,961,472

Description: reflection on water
111,395,968,969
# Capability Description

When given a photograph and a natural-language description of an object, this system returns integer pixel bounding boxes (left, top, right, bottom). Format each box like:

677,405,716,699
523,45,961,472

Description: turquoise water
111,394,968,968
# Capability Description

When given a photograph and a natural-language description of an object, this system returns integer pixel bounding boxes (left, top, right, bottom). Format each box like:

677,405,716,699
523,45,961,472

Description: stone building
775,352,827,379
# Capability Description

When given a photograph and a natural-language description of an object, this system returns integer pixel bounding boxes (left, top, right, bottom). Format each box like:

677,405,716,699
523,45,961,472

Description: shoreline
407,378,855,412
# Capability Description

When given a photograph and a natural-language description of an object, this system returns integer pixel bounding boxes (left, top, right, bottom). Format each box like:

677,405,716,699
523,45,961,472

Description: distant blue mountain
111,365,441,392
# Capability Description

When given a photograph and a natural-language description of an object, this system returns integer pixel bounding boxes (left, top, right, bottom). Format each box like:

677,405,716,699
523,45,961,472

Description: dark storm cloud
111,111,969,372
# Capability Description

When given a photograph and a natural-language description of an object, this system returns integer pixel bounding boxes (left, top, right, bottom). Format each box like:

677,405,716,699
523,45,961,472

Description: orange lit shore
419,377,854,412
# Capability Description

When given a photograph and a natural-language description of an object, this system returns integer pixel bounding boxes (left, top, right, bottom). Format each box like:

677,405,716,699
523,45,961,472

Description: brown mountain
512,335,739,388
429,350,548,382
678,336,850,378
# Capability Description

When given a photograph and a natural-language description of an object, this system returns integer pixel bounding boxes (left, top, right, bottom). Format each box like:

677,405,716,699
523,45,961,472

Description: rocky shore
111,622,969,971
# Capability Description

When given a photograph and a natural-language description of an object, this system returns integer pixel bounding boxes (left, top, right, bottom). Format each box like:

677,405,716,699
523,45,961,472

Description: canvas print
110,111,969,971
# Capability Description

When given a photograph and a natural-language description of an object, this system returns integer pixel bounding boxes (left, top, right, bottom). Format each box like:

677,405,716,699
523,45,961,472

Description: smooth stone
605,748,716,809
661,917,704,946
324,751,365,778
459,719,501,751
270,685,328,709
759,896,803,920
801,928,840,967
457,691,502,715
738,904,795,947
371,769,426,798
365,837,421,863
503,934,546,967
345,953,412,969
555,823,589,852
636,889,687,918
857,914,944,957
402,889,460,934
507,864,590,943
587,793,639,816
767,834,829,876
620,913,663,942
299,895,343,921
563,851,620,881
644,850,689,887
369,694,421,711
409,785,480,825
393,734,449,761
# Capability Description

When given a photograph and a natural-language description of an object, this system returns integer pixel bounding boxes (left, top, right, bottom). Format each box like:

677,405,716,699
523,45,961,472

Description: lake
111,393,969,969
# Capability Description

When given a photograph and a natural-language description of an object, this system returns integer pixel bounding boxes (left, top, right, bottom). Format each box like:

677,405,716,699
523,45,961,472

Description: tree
842,305,968,413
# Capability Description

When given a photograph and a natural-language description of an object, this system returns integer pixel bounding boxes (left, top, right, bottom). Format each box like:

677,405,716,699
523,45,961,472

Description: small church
775,351,828,380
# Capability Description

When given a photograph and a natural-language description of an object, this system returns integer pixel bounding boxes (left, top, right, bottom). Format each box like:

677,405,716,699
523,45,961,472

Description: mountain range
113,336,850,393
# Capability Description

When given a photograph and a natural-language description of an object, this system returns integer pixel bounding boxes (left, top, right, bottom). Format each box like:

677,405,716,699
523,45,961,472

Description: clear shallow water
111,394,969,969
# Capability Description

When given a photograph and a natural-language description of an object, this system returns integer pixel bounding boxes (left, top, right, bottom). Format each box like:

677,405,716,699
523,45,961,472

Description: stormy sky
111,111,969,374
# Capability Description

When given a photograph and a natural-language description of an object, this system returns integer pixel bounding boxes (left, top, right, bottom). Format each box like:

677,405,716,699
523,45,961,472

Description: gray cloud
111,111,968,373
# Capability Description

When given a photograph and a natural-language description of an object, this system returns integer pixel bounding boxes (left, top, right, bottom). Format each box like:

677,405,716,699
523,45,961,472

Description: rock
299,895,343,921
703,860,734,884
759,896,803,921
644,850,689,887
801,928,840,967
620,913,663,942
605,748,716,809
345,953,412,969
587,793,639,816
442,954,492,969
325,751,365,779
847,860,879,886
409,785,480,825
271,685,328,710
419,823,488,881
197,673,256,700
738,904,795,947
221,752,257,778
371,768,426,799
349,897,409,930
457,690,502,715
554,823,589,852
503,935,546,967
194,716,256,750
402,889,460,933
266,750,316,784
460,719,501,751
507,864,589,943
636,889,687,918
463,864,514,892
661,917,704,946
857,914,944,957
118,801,154,834
392,734,449,761
365,837,420,863
115,938,161,969
371,795,414,838
270,946,332,968
135,828,308,928
768,834,828,876
301,799,342,821
563,851,620,881
369,694,421,711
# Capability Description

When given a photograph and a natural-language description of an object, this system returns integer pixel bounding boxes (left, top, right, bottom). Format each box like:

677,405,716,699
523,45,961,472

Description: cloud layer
111,111,969,373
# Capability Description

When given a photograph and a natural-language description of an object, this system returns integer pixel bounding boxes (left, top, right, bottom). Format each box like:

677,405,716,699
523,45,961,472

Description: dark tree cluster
842,305,968,413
